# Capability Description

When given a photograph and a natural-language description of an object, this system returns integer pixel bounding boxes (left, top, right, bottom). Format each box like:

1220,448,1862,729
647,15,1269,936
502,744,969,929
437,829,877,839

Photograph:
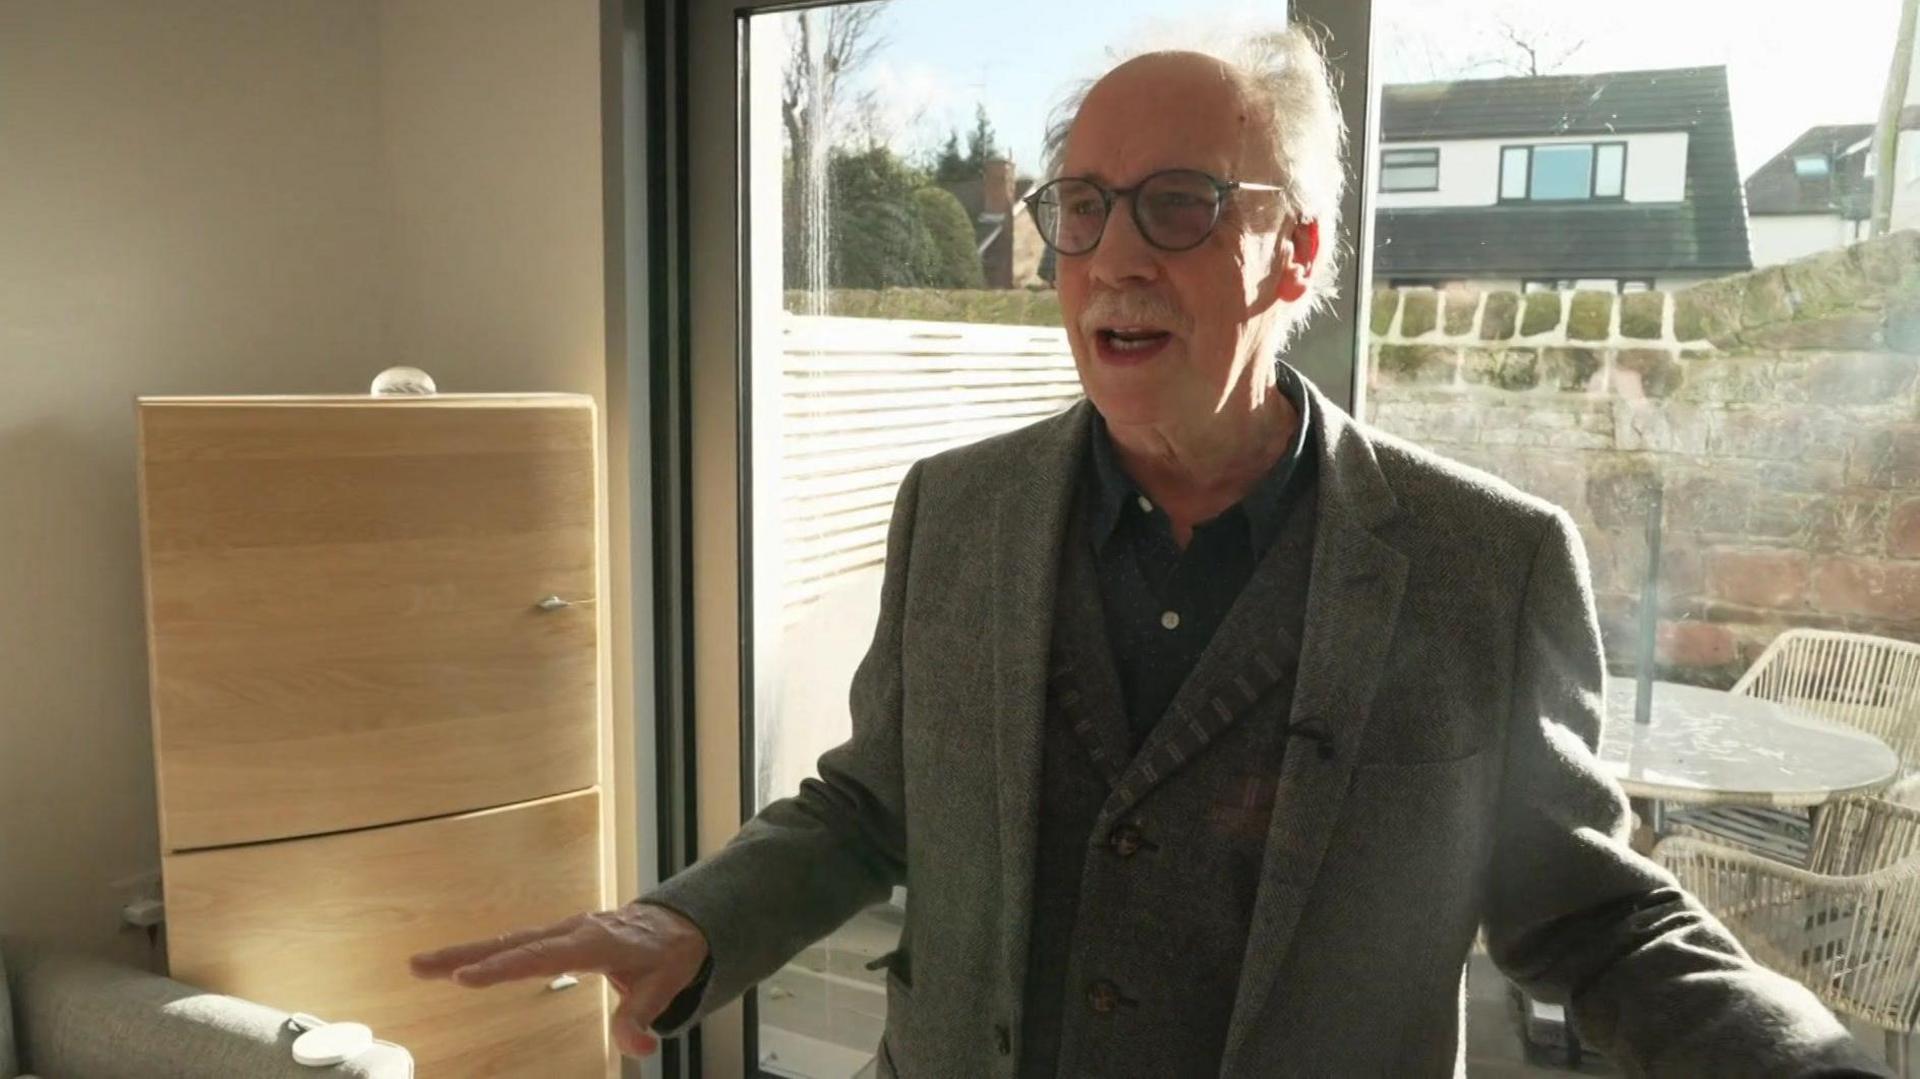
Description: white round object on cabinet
370,366,437,395
291,1021,375,1066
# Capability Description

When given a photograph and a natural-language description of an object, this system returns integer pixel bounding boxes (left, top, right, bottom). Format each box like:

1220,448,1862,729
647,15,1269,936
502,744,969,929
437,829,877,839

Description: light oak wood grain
164,789,610,1077
138,397,600,850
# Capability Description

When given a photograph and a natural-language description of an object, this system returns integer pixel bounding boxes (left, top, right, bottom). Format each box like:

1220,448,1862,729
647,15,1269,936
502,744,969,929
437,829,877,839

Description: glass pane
1500,146,1530,200
1794,153,1832,178
1369,0,1911,897
1529,144,1594,200
740,2,1285,1074
1381,164,1439,191
1595,143,1626,197
1384,148,1438,167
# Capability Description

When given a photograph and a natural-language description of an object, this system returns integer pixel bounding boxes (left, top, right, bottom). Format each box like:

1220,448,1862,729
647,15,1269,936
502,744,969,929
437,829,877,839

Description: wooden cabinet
137,395,611,1077
139,397,600,851
166,790,609,1077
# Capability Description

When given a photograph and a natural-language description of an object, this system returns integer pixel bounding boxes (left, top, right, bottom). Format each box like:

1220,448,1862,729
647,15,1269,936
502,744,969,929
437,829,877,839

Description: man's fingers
609,975,679,1058
409,914,591,979
450,924,625,987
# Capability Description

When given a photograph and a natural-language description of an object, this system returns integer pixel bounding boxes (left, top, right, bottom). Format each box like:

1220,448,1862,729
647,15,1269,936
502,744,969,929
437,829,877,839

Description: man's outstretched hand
409,902,710,1058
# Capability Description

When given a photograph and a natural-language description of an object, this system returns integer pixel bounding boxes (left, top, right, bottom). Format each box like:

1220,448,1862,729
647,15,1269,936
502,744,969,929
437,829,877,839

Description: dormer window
1794,154,1831,178
1499,142,1628,202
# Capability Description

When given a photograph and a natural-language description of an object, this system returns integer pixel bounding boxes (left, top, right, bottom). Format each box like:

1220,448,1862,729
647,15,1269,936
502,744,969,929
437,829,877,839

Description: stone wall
1367,232,1920,686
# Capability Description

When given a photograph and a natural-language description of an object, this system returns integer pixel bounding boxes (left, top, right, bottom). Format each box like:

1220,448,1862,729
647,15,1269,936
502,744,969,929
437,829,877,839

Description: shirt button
1136,494,1153,513
1087,979,1122,1014
1110,825,1145,857
1160,610,1181,630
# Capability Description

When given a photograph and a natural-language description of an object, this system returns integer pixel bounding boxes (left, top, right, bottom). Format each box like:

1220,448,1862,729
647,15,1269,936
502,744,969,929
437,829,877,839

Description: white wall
1749,214,1860,267
0,0,612,963
1892,130,1920,232
1378,132,1690,209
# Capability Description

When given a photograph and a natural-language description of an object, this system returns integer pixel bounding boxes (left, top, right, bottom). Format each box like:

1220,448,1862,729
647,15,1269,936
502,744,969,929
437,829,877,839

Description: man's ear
1272,218,1320,304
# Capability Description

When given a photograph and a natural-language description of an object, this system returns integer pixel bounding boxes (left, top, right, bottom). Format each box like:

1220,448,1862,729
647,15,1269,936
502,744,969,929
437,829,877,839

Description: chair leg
1890,1028,1913,1079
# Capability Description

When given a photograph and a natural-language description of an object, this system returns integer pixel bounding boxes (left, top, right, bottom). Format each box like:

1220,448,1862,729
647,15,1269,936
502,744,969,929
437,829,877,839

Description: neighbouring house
1745,123,1876,267
1746,106,1920,267
937,158,1048,289
1373,66,1752,294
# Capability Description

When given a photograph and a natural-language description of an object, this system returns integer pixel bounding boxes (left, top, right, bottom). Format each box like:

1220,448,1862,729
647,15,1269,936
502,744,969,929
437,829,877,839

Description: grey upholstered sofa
1,937,412,1078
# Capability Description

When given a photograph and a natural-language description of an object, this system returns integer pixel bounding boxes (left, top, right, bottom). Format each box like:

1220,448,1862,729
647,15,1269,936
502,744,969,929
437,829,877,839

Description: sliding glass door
675,1,1372,1073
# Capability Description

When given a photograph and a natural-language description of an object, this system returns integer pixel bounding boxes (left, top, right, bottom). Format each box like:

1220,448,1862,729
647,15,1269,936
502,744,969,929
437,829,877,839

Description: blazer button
994,1023,1011,1055
1109,825,1145,857
1087,979,1121,1014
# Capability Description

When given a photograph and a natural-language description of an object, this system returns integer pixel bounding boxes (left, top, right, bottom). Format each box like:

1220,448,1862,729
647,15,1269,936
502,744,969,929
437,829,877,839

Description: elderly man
413,30,1884,1078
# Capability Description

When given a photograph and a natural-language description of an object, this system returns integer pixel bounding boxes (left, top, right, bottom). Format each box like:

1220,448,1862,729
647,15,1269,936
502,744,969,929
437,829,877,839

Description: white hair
1041,22,1349,322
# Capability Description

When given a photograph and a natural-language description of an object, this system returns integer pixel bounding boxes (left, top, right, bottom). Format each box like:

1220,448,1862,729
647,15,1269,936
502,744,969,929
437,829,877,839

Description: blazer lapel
1219,387,1411,1076
990,400,1091,1022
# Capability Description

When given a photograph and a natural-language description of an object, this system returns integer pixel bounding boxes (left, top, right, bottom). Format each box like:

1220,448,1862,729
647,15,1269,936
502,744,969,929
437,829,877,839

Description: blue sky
764,0,1906,182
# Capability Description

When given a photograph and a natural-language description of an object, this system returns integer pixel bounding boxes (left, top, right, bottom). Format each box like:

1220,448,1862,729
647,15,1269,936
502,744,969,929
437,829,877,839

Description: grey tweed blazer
647,380,1881,1077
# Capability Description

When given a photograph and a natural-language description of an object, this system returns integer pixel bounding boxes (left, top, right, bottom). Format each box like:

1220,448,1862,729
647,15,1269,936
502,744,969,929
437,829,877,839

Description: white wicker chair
1891,775,1920,809
1669,629,1920,864
1736,629,1920,773
1656,794,1920,1077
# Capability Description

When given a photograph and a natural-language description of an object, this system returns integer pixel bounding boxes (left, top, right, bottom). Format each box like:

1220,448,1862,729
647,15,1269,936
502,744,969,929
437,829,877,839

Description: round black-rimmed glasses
1020,168,1285,255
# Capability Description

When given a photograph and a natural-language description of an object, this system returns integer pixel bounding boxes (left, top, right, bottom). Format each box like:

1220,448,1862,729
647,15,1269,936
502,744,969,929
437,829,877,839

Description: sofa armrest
6,941,412,1079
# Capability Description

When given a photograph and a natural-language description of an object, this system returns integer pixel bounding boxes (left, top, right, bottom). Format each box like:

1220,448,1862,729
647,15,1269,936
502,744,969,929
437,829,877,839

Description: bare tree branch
1495,19,1584,77
781,3,889,161
1499,22,1538,76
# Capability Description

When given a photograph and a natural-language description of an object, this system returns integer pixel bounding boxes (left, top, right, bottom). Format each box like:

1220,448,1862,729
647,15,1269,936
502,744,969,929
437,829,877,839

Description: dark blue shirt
1085,362,1317,746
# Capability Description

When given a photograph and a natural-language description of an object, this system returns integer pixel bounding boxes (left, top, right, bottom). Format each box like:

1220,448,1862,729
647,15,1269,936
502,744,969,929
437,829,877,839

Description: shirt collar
1087,360,1316,554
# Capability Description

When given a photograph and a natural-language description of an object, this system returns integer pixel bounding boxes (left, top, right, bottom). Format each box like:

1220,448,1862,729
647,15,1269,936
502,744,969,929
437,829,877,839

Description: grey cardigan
648,383,1881,1077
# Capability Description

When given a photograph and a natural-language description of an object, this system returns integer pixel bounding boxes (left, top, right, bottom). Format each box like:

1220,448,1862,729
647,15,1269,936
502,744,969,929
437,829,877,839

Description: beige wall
378,0,608,394
0,0,620,964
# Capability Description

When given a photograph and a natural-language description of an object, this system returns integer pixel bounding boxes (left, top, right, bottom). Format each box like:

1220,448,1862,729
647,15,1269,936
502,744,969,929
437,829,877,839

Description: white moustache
1079,292,1192,336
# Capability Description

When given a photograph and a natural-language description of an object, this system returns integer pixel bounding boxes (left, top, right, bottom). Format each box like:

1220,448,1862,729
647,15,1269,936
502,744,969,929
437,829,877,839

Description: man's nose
1087,201,1161,289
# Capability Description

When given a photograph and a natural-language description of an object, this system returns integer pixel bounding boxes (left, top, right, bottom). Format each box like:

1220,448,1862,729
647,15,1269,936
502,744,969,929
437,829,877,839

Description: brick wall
1367,232,1920,686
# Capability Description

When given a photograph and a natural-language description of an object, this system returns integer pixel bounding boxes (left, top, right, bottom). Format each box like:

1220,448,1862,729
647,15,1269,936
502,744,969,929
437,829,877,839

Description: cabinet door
165,788,608,1077
139,396,599,850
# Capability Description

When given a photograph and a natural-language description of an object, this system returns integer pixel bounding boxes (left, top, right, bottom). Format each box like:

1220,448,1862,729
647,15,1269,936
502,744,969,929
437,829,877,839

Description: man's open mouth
1097,327,1173,352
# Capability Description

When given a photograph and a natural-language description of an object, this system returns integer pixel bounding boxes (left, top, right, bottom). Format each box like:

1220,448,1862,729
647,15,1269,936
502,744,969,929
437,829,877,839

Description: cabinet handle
535,595,595,612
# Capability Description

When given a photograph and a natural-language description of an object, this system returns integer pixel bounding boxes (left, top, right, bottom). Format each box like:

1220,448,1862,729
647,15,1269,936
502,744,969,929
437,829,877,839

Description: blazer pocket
1344,749,1499,845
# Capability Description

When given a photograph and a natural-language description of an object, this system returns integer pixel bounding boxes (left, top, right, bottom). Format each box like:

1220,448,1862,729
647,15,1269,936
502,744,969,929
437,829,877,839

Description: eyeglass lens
1034,170,1225,254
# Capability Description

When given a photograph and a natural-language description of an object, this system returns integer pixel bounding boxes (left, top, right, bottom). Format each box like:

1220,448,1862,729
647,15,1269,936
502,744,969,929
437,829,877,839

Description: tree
1494,20,1584,77
828,147,936,289
782,5,886,291
966,104,999,173
1873,0,1920,236
780,6,885,169
932,131,970,183
914,187,985,288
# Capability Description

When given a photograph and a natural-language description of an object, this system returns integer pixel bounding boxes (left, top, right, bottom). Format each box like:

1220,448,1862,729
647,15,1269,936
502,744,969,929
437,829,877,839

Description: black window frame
1379,146,1440,193
1522,278,1656,294
1498,140,1631,204
1521,278,1575,292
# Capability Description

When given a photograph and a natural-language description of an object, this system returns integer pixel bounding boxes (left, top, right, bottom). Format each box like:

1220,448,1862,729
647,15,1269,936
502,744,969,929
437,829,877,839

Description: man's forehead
1063,51,1266,180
